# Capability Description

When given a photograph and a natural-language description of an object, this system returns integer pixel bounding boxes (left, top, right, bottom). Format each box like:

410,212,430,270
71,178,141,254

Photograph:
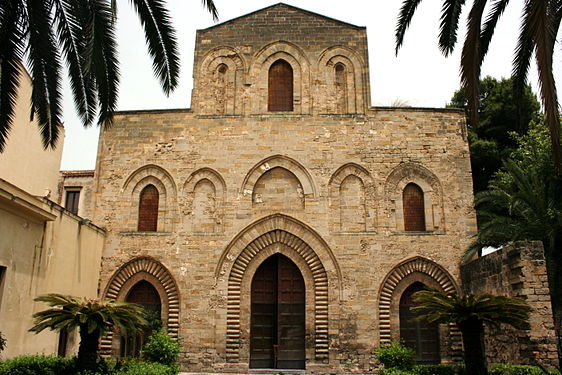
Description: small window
138,185,159,232
335,63,347,113
0,266,6,311
403,183,426,231
65,190,80,215
57,328,69,357
268,59,293,112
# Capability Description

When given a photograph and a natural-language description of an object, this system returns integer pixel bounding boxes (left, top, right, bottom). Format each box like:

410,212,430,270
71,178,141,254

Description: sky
59,0,560,170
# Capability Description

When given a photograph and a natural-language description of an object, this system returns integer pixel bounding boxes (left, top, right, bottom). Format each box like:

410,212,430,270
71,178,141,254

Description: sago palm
30,293,147,371
412,290,531,375
395,0,562,171
0,0,218,152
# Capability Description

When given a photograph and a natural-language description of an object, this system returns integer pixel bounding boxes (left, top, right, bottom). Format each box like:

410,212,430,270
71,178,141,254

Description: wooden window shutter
403,183,426,231
138,184,159,232
268,60,293,112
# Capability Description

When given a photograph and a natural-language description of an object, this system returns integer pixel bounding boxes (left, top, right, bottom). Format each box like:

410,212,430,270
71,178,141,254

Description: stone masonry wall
461,242,559,368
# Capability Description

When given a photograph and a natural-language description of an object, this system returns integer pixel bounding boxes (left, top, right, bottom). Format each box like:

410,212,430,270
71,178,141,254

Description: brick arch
240,154,316,198
215,214,341,362
378,256,459,343
317,46,367,113
249,41,310,114
329,163,376,232
122,165,177,232
100,257,180,354
384,162,444,233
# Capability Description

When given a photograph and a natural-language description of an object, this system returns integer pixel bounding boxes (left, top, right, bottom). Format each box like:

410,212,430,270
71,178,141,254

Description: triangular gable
200,3,364,31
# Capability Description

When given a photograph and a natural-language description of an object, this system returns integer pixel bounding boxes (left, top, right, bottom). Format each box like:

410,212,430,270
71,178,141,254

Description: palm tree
29,294,147,371
395,0,562,172
412,290,531,375
468,156,562,366
0,0,218,152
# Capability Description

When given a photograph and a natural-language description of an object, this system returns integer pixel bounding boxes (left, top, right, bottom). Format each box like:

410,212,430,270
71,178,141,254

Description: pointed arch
384,162,444,233
215,214,341,362
378,256,459,344
249,41,310,114
183,168,226,233
328,163,376,232
122,165,177,232
241,155,316,198
100,257,180,355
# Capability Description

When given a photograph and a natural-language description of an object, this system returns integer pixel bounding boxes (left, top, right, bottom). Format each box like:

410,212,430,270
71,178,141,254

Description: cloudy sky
59,0,559,170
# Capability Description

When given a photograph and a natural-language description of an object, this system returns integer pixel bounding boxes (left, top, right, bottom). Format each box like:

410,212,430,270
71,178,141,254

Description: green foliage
414,364,466,375
489,363,559,375
380,369,417,375
411,290,531,329
141,330,180,367
0,355,75,375
376,341,415,371
448,76,540,193
114,361,178,375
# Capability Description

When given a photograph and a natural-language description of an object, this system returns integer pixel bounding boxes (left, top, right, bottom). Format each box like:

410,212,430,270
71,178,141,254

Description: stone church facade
91,4,477,373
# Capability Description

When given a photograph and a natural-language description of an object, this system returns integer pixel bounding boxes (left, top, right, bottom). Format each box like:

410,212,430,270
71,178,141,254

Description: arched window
399,282,440,364
121,280,162,357
403,183,425,231
335,63,347,113
138,184,159,231
216,64,228,114
268,60,293,112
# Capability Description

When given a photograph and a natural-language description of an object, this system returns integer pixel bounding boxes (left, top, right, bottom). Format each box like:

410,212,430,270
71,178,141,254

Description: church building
90,4,477,373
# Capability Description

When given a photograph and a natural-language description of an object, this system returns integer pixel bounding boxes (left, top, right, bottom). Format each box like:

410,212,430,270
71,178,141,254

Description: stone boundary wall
461,241,558,368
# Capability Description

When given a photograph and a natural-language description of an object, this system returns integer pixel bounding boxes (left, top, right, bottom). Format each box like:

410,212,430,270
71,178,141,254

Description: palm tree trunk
458,318,487,375
77,324,101,371
544,233,562,368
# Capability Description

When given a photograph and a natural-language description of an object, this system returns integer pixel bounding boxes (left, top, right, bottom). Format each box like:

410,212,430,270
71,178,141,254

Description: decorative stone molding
249,41,311,114
317,46,366,113
215,214,341,362
384,162,444,233
122,164,177,232
100,257,180,354
240,155,316,199
183,168,226,233
328,163,376,232
378,256,458,343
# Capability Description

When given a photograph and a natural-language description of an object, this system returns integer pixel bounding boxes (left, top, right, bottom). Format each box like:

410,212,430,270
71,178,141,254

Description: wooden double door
250,254,306,369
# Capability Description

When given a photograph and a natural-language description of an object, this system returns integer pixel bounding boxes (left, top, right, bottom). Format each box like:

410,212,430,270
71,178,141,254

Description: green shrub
0,355,75,375
380,369,417,375
376,341,415,370
141,330,180,367
414,364,466,375
114,361,177,375
490,363,558,375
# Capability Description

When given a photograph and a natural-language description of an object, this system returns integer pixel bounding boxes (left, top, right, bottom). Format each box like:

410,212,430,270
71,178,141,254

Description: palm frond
87,0,119,128
412,290,531,330
130,0,179,95
0,0,26,152
395,0,424,55
25,0,64,149
527,0,562,170
53,0,97,126
439,0,467,56
479,0,510,62
202,0,218,22
460,0,487,129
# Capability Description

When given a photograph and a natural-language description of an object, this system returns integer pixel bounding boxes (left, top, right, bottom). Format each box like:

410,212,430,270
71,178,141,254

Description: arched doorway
121,280,162,357
250,254,305,369
399,282,440,364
